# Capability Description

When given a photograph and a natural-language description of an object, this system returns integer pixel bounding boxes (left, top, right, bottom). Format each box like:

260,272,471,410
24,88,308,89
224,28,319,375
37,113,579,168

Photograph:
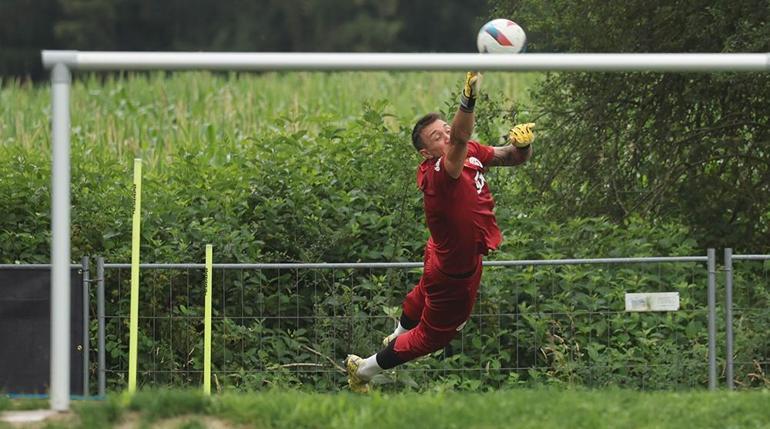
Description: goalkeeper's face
418,119,451,160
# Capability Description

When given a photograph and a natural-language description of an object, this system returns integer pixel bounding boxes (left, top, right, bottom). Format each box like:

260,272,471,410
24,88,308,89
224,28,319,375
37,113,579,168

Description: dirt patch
0,410,76,428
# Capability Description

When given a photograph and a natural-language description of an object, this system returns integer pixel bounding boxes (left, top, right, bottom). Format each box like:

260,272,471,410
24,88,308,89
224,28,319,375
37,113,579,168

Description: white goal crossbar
44,51,770,71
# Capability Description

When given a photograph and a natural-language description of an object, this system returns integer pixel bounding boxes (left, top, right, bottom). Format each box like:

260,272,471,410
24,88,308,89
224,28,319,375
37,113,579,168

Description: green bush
2,72,755,391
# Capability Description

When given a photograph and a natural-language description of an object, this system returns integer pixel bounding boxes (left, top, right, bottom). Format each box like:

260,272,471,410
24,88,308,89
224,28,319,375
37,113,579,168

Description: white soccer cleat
344,354,369,393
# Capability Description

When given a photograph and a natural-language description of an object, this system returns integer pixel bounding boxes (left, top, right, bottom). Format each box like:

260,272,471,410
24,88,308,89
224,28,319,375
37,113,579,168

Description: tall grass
0,71,540,171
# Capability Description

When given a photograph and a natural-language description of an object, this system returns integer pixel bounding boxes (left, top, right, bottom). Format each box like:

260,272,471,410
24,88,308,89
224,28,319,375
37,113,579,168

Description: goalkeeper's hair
411,112,443,151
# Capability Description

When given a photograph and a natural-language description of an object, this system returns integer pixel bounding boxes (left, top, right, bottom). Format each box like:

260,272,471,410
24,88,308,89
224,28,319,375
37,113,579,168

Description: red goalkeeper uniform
393,140,502,361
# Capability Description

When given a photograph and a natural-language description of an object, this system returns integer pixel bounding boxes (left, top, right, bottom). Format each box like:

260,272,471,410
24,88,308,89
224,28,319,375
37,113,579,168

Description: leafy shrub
1,72,750,391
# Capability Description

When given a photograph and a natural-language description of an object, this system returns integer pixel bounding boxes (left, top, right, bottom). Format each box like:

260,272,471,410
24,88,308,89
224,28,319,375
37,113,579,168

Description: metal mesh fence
726,252,770,389
91,256,716,392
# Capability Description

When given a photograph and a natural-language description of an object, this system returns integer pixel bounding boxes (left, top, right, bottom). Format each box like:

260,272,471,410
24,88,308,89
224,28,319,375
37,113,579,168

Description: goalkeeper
345,72,535,392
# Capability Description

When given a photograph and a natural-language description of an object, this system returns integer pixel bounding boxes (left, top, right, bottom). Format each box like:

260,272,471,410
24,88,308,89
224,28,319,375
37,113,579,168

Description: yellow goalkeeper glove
459,72,482,112
508,123,536,148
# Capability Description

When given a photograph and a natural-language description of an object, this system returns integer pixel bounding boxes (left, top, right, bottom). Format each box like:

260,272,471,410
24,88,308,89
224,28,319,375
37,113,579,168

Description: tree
489,0,770,250
54,0,115,50
0,0,60,80
3,0,492,79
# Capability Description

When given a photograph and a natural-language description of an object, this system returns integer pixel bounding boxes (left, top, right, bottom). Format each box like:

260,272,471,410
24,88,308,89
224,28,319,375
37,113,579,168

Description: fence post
707,248,716,390
81,256,90,398
724,248,734,389
97,256,106,397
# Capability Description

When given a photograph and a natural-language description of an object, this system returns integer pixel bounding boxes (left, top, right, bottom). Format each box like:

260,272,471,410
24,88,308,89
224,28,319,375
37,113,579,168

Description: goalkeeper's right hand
508,123,536,148
459,72,482,113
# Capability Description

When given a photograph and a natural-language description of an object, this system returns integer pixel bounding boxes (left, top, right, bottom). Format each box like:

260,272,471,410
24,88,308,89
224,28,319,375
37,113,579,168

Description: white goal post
40,50,770,411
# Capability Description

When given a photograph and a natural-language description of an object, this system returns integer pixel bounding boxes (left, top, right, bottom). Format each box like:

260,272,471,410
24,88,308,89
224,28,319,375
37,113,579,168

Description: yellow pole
128,158,142,393
203,244,213,395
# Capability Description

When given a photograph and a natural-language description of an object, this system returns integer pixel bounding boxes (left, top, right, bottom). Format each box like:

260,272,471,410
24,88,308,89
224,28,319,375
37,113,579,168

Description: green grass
0,396,47,412
0,71,540,170
12,388,770,429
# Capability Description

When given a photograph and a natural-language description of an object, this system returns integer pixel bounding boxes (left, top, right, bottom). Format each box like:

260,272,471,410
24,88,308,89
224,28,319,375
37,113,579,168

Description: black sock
400,313,418,330
376,339,407,370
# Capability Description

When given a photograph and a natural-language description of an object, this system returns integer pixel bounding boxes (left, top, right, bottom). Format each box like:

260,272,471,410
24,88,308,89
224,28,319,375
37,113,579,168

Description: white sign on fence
625,292,680,312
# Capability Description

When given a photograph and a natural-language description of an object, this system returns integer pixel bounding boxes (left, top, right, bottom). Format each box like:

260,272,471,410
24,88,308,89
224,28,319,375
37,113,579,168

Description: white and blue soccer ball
477,18,527,54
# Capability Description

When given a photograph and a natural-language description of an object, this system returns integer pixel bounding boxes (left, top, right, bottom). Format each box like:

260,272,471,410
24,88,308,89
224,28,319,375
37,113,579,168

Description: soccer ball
476,19,527,54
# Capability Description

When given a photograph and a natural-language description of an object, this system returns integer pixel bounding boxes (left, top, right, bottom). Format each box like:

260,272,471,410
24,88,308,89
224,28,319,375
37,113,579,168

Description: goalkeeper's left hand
508,123,536,148
459,72,482,113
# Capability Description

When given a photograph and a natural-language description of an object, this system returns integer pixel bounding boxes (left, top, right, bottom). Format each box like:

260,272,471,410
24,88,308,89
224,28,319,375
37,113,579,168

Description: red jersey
416,140,502,275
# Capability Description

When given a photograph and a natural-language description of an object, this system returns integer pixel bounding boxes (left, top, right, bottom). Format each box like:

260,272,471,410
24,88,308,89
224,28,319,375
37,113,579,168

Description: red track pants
392,248,482,362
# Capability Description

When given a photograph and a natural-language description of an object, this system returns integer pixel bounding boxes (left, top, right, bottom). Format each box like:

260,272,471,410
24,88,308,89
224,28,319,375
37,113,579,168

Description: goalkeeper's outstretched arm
445,72,481,179
488,123,535,167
